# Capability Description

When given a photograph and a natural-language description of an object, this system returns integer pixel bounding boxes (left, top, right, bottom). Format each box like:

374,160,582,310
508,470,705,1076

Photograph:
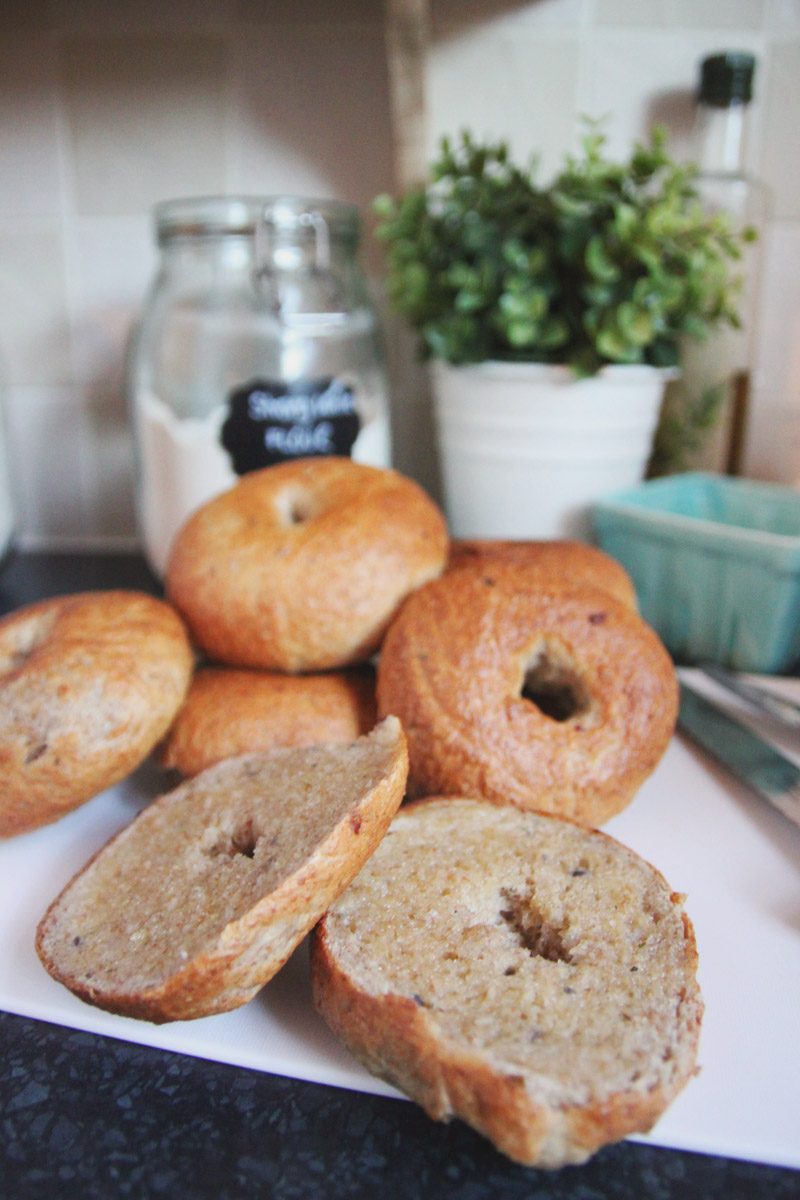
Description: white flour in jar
135,388,391,577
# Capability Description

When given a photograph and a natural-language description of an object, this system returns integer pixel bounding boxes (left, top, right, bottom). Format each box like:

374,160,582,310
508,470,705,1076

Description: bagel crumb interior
320,800,700,1108
37,723,406,996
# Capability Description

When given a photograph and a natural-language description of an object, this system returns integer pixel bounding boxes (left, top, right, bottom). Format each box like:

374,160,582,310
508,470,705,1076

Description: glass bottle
661,51,769,475
128,196,391,576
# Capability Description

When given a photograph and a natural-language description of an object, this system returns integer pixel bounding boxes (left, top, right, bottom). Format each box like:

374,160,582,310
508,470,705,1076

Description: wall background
0,0,798,548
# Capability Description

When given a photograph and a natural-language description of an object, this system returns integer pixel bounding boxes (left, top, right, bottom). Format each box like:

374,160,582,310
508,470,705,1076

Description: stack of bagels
0,456,701,1170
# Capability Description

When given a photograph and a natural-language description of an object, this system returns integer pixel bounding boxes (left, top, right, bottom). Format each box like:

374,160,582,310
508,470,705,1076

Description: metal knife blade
678,680,800,830
699,662,800,729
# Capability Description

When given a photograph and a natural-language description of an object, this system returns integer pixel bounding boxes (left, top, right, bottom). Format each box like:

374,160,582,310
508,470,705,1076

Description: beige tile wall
0,0,395,547
0,0,798,547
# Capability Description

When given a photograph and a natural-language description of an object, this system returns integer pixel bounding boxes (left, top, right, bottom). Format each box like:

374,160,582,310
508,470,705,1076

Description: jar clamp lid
154,195,360,247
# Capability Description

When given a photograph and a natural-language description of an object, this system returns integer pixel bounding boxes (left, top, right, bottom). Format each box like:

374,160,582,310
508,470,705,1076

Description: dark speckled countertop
1,551,799,1200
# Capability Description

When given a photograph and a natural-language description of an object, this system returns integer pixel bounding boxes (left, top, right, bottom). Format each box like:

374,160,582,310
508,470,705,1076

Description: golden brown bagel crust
0,591,193,837
166,458,449,673
448,539,638,610
376,563,677,825
160,665,377,776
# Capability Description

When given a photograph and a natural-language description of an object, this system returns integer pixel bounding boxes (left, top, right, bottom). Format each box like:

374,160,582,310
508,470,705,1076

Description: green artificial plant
375,126,752,382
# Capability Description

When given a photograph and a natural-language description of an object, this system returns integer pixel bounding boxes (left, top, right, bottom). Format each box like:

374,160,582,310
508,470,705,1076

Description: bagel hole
520,643,590,723
0,610,57,677
499,887,572,964
204,818,261,861
278,486,317,527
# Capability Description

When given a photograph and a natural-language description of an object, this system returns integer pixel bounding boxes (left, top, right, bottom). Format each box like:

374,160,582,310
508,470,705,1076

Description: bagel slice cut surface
310,797,702,1169
36,717,408,1023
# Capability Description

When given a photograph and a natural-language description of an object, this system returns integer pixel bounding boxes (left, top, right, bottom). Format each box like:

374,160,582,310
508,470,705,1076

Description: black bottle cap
698,51,756,106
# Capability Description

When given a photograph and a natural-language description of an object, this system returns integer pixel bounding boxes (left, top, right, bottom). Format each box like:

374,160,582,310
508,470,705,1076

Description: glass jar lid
154,195,360,246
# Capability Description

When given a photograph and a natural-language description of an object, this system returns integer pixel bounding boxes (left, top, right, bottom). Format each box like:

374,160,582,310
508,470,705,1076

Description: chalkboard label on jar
220,378,362,474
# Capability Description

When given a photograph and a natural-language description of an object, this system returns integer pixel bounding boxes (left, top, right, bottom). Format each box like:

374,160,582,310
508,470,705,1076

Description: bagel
36,718,408,1023
448,538,638,610
165,458,449,673
376,563,677,826
311,797,702,1169
160,665,377,777
0,591,193,837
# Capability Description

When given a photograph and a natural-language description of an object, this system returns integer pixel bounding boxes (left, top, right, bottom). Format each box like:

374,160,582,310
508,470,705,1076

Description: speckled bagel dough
0,590,193,836
160,665,377,777
447,538,638,610
166,458,449,673
376,563,678,826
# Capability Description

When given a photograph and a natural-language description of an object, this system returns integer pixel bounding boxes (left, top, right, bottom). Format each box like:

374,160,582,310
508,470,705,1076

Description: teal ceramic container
592,472,800,673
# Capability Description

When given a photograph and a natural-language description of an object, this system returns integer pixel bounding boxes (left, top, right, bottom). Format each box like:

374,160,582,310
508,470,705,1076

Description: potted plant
374,126,751,539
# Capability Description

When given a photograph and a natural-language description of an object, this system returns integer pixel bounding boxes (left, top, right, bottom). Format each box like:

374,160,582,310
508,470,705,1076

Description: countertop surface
1,549,799,1200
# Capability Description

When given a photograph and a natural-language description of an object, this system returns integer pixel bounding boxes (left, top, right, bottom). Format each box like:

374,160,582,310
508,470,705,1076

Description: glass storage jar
128,195,391,576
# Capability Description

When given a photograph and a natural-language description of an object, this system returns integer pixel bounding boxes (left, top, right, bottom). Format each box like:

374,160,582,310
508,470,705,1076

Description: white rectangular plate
1,668,798,1170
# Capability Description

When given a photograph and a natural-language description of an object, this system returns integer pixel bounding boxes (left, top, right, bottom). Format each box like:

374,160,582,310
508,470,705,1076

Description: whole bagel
0,591,193,837
166,458,449,673
160,665,377,777
448,538,638,610
376,563,677,826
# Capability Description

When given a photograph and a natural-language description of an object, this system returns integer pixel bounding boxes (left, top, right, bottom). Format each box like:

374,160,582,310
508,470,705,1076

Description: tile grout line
49,25,100,538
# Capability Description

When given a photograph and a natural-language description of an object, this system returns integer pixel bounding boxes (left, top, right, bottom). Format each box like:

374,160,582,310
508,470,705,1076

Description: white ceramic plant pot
432,361,676,541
